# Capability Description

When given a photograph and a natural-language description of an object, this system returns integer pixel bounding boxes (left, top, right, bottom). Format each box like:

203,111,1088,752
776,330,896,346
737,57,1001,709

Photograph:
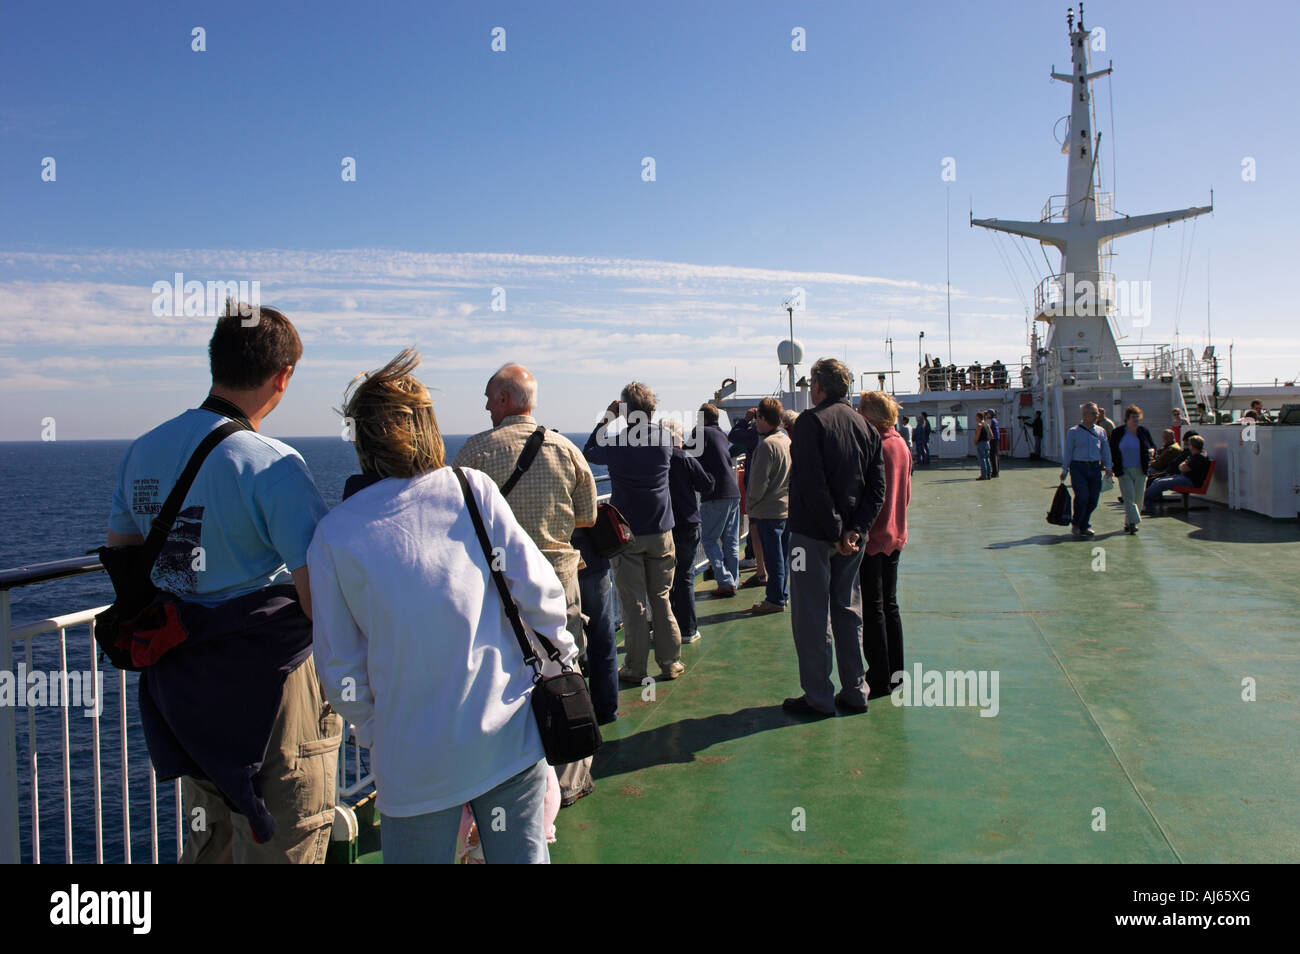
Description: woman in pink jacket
857,392,912,700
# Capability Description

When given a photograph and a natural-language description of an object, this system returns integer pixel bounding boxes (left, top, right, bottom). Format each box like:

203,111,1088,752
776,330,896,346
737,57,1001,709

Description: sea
0,433,603,864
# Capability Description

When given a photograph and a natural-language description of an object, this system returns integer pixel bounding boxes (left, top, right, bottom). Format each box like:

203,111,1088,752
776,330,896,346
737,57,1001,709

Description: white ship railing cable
0,466,742,863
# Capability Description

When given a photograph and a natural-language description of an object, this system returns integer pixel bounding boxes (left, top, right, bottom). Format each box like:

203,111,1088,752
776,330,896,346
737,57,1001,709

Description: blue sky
1,0,1295,439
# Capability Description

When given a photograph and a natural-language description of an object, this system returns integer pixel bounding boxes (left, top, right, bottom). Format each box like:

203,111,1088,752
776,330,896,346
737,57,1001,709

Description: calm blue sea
0,433,601,863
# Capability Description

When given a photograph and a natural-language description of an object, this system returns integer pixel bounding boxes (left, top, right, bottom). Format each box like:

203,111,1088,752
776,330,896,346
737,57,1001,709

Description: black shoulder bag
500,426,547,497
95,419,247,671
454,466,601,765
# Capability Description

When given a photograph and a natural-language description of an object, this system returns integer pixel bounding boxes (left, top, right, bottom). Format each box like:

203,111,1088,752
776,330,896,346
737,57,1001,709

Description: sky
1,0,1296,440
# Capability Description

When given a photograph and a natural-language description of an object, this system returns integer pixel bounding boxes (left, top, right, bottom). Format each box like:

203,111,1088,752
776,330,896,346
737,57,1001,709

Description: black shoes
834,692,869,714
782,696,835,718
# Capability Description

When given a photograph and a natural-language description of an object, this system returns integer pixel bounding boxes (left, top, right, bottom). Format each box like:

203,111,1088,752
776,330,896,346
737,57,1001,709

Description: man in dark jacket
783,359,886,717
694,404,742,596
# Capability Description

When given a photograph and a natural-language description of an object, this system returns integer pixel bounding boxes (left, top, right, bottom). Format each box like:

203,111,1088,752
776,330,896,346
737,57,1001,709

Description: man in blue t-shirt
107,301,341,863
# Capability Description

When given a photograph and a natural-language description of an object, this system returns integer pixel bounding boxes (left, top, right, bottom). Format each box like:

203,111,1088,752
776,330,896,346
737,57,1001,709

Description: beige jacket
745,429,792,520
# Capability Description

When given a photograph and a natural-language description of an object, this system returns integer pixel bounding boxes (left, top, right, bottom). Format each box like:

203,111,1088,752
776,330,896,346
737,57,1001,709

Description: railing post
0,592,19,863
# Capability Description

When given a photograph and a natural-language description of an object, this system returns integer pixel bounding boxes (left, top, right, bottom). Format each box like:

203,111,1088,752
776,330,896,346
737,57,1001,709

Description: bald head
485,363,537,426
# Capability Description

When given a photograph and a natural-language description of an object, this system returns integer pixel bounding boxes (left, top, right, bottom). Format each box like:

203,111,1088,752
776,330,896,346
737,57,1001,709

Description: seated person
1146,428,1182,483
1142,435,1210,513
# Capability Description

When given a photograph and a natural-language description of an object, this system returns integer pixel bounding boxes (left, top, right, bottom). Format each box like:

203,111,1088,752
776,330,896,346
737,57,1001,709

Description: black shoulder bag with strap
95,415,248,671
500,425,547,497
454,466,601,766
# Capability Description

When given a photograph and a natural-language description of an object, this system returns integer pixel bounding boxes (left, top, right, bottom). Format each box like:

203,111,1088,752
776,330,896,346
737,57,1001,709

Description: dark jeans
670,523,701,639
990,438,1000,476
1069,460,1103,531
752,517,791,607
860,550,903,696
579,568,619,724
915,439,930,465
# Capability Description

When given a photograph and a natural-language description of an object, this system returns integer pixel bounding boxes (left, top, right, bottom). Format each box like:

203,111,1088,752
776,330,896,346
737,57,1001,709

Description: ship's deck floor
367,462,1300,863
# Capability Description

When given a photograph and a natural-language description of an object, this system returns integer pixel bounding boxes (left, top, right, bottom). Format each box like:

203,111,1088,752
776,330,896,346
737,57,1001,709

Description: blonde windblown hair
857,390,899,427
342,348,445,478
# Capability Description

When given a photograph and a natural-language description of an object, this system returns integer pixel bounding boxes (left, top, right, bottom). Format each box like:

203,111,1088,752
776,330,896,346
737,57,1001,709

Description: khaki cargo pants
180,657,344,864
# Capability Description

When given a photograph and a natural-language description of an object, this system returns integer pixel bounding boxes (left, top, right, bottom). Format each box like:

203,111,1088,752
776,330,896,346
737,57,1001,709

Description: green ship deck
362,462,1300,863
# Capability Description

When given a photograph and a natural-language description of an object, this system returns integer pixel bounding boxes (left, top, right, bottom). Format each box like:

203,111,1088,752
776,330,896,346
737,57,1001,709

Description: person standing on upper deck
662,419,715,644
695,404,742,598
1095,408,1116,437
728,408,767,591
745,397,793,615
987,409,1001,477
1060,402,1113,539
914,411,932,466
1108,404,1156,535
107,301,341,863
584,384,685,683
782,359,886,718
452,363,598,806
856,392,911,701
1031,411,1044,459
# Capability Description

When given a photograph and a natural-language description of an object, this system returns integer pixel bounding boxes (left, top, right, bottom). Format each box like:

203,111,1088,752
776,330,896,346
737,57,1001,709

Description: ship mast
971,4,1211,374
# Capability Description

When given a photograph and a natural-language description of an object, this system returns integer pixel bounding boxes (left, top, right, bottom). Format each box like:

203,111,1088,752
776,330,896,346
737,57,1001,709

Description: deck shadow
986,530,1125,548
592,705,792,780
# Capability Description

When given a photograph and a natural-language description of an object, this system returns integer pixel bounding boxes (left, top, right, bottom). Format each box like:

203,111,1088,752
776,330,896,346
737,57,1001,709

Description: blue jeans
380,759,550,864
579,568,619,724
1144,474,1193,511
699,498,740,589
976,442,991,478
1069,460,1103,531
752,517,791,607
670,523,701,638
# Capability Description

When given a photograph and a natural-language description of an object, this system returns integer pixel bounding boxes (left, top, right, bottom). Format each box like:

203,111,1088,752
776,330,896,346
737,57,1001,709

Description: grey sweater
745,429,792,520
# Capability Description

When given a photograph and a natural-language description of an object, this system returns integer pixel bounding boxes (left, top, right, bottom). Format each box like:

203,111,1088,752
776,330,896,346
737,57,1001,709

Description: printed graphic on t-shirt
131,478,161,516
155,505,203,594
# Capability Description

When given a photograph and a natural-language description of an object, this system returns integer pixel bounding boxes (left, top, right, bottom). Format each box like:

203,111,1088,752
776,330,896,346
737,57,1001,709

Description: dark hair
1124,404,1142,421
757,397,783,427
209,300,302,390
810,358,852,401
1187,434,1205,451
699,403,720,426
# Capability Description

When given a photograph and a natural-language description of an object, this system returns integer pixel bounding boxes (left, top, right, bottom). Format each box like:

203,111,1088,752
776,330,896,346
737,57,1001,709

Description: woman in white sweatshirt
307,349,575,864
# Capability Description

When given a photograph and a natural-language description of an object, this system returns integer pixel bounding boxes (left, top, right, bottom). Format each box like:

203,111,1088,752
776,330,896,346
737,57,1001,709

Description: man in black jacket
783,359,886,717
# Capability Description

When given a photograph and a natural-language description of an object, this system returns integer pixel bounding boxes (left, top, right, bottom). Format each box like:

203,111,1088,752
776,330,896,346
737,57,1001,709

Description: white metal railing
1,581,374,864
1034,271,1118,320
1040,192,1113,224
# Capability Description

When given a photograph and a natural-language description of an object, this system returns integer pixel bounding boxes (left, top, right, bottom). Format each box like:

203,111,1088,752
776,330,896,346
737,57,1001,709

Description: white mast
970,4,1211,377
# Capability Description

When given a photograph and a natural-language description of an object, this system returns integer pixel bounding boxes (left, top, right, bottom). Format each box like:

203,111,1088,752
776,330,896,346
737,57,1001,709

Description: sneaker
681,630,701,644
659,661,685,680
750,600,785,615
1082,528,1096,538
781,695,834,718
739,558,758,570
617,668,646,685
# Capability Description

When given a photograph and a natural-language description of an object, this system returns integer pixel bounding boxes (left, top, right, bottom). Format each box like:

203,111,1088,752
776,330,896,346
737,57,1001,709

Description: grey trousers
788,532,868,712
